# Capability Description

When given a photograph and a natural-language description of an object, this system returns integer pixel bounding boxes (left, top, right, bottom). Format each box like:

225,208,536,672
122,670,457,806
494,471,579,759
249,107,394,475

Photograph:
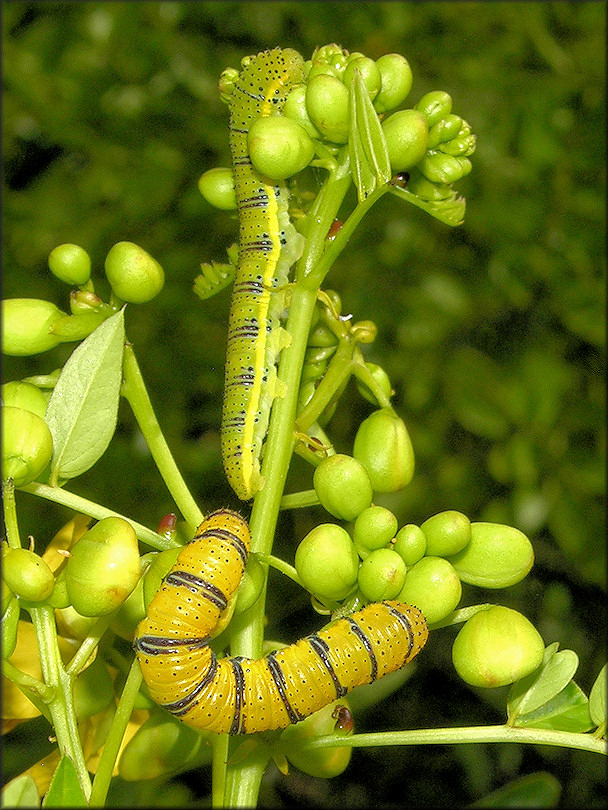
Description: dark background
3,2,605,806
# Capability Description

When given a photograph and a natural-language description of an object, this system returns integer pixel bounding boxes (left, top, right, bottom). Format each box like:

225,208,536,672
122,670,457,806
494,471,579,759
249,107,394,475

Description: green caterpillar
221,48,306,501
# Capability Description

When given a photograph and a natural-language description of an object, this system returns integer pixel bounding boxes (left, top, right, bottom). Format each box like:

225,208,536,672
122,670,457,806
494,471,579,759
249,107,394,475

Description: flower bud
353,506,398,558
104,242,164,304
427,114,463,148
373,53,413,113
2,406,53,486
397,556,462,625
420,510,471,557
248,116,315,180
295,524,359,601
355,362,393,407
2,299,64,356
2,381,48,419
452,606,545,688
2,547,55,602
447,522,534,588
415,90,452,127
357,547,407,601
343,57,382,100
306,74,350,144
406,169,453,201
353,408,414,493
313,454,373,521
280,699,353,778
198,167,237,210
392,524,426,567
419,153,471,184
382,109,429,171
48,244,91,286
283,84,323,139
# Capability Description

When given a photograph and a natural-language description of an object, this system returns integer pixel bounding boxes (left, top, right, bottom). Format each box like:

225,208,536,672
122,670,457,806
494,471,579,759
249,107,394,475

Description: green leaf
387,182,466,227
470,771,561,808
46,309,125,482
512,680,594,732
508,645,579,718
1,773,40,808
42,756,87,807
348,72,391,201
589,663,607,729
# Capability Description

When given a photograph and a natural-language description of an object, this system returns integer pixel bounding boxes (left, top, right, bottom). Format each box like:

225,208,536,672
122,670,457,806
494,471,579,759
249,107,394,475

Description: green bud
306,74,350,144
234,554,265,615
343,57,382,100
358,547,407,601
353,408,415,493
382,110,429,171
355,362,393,407
218,67,239,104
438,131,476,157
65,516,141,616
45,569,70,609
198,167,237,210
427,114,463,148
295,524,359,601
419,153,471,184
406,169,453,201
307,321,339,348
280,699,353,778
311,44,348,73
69,290,104,315
353,506,398,558
2,299,64,356
2,547,55,603
452,606,545,688
111,565,148,641
247,116,315,180
447,522,534,588
2,406,53,486
397,556,462,625
373,53,413,113
350,320,377,344
392,524,426,567
415,91,452,127
2,382,47,419
48,244,91,286
307,63,341,81
313,454,373,521
104,242,164,304
420,510,471,557
283,84,322,139
2,595,20,660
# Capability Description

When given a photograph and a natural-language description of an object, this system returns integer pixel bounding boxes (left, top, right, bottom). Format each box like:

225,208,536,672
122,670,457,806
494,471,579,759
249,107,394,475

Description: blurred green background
3,2,605,807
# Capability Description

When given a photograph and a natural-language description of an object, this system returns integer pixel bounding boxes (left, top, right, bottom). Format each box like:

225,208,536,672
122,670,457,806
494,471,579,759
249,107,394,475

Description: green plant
2,40,605,809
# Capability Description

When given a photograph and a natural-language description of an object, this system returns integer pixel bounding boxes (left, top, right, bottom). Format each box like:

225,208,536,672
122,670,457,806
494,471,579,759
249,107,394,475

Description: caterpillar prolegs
134,509,428,735
221,48,307,501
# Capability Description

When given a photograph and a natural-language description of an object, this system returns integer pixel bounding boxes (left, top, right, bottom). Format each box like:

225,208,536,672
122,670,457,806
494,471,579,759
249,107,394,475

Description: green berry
343,57,382,100
306,74,350,144
247,116,315,180
452,606,545,688
373,53,413,113
420,510,471,557
353,506,398,558
104,242,164,304
392,524,426,567
198,167,237,210
447,522,534,588
397,556,462,625
357,547,407,601
382,109,429,171
2,382,48,420
353,408,415,493
415,91,452,127
295,524,359,601
2,299,64,356
48,244,91,286
2,406,53,486
2,547,55,603
313,454,373,521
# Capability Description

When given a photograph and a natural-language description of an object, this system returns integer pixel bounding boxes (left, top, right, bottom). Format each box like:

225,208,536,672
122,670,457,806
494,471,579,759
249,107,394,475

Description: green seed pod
306,74,350,144
295,524,359,601
392,524,426,567
48,244,91,286
2,595,20,660
104,242,165,304
280,698,353,778
65,516,141,617
2,299,64,356
447,522,534,588
343,57,382,100
357,547,407,601
247,116,315,180
415,90,453,127
419,153,471,184
2,547,55,603
427,114,463,148
397,556,462,625
353,506,399,558
353,408,415,493
283,84,323,139
313,454,373,521
382,109,429,172
142,547,182,610
420,510,471,557
355,363,393,407
373,53,413,114
2,381,48,419
2,406,53,486
406,169,453,201
198,167,237,210
452,606,545,688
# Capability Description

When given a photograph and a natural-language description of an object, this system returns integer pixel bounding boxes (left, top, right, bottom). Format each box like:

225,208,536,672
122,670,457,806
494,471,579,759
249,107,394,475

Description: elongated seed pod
134,509,428,735
221,48,306,501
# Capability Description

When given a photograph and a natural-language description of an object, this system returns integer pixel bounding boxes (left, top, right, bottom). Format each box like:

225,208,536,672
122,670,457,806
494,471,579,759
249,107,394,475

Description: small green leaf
470,771,561,808
42,756,87,807
46,309,125,482
387,182,466,226
1,773,40,808
508,646,579,718
512,680,594,732
589,663,607,729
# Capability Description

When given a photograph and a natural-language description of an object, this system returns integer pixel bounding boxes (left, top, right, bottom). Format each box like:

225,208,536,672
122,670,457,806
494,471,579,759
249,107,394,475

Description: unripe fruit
247,116,315,180
306,74,350,144
452,606,545,688
295,524,359,601
2,547,55,602
373,53,413,113
357,548,407,601
104,242,164,304
2,382,48,420
198,167,237,210
447,522,534,588
313,454,373,521
382,109,429,171
2,406,53,486
392,524,426,567
343,57,382,100
397,556,462,625
353,408,415,493
281,699,353,778
420,510,471,557
48,244,91,286
2,299,64,356
353,506,399,558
